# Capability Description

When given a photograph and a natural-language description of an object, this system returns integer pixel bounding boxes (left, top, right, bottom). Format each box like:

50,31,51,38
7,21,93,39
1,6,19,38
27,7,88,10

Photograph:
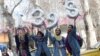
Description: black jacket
15,33,29,50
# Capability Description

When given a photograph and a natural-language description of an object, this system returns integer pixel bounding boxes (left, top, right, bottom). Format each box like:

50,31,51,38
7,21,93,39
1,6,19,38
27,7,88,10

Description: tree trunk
3,0,22,49
83,0,97,48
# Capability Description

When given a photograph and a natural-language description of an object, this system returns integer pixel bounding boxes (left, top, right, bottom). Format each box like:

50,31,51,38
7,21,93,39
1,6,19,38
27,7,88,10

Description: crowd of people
1,19,82,56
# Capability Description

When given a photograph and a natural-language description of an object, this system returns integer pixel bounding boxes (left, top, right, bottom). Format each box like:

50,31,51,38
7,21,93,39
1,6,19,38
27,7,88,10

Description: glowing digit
65,1,79,18
31,8,44,26
46,13,58,29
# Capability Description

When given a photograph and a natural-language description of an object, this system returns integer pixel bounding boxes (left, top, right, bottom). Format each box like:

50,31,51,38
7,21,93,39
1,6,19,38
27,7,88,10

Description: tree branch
11,0,23,14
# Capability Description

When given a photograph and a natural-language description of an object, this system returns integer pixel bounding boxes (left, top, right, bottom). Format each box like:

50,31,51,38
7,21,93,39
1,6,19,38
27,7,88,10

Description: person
23,27,32,56
48,28,67,56
27,26,35,49
65,19,80,56
2,48,9,56
31,26,51,56
15,28,31,56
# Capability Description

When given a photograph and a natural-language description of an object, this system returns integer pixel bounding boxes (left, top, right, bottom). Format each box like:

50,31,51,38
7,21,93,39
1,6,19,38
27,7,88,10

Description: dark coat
66,26,80,56
15,33,31,56
15,34,29,50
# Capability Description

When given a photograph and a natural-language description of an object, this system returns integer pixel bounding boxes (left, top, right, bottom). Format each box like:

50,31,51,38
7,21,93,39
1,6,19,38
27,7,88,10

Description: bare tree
3,0,22,49
80,0,97,49
79,0,90,49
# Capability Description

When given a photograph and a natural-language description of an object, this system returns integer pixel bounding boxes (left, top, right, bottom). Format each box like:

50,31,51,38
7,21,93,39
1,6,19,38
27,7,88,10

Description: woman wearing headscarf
65,19,80,56
48,28,67,56
15,28,31,56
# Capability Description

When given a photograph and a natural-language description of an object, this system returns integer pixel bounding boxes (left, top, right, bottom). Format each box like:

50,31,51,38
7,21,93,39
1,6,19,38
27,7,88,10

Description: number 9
46,13,58,29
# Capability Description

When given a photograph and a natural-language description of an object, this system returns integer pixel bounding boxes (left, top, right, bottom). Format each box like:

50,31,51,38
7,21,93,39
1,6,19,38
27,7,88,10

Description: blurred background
0,0,100,56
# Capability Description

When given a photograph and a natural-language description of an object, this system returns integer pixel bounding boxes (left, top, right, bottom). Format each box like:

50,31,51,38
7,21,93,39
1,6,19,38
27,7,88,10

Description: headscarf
54,28,62,41
54,34,62,41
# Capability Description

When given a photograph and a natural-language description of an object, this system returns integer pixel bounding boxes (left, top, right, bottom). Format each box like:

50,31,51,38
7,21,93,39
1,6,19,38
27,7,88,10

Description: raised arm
42,21,49,38
72,18,77,38
48,30,56,43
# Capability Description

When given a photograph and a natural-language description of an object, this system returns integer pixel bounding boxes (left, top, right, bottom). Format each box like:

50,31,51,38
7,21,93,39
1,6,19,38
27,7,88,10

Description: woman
66,24,80,56
32,30,51,56
48,28,67,56
15,28,31,56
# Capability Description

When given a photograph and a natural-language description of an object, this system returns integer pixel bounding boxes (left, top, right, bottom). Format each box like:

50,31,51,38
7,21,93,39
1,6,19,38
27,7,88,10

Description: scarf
54,34,62,41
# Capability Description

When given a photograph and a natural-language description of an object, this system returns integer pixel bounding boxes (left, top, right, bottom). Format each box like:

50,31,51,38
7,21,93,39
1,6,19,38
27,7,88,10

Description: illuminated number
65,1,79,18
46,13,58,29
31,8,44,26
